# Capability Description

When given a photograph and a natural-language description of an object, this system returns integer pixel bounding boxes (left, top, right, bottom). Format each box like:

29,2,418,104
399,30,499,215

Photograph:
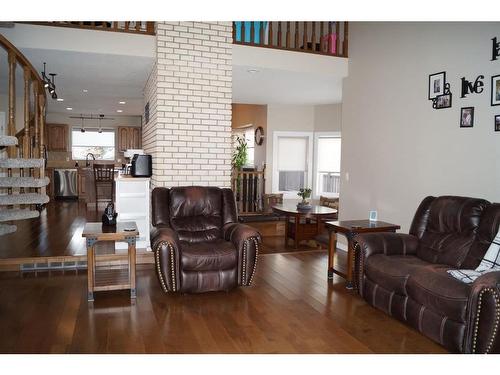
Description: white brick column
143,22,232,188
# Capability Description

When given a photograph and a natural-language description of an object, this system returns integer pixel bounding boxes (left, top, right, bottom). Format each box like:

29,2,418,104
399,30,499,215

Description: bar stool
93,163,115,211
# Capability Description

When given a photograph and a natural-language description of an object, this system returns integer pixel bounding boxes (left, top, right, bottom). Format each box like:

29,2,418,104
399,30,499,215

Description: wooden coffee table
325,220,400,289
272,204,337,248
82,221,139,301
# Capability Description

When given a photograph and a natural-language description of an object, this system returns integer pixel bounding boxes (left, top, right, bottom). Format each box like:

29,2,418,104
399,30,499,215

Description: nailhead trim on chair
154,241,177,293
472,288,500,353
242,240,247,285
247,237,260,286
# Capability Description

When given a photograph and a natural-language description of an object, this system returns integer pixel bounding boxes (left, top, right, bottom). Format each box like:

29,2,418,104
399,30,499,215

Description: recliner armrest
151,226,181,293
466,271,500,353
355,232,419,259
223,223,262,286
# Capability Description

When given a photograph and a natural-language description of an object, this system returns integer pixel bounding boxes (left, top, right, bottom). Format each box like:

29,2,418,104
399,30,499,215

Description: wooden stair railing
0,34,49,235
20,21,156,35
232,168,266,214
232,21,348,58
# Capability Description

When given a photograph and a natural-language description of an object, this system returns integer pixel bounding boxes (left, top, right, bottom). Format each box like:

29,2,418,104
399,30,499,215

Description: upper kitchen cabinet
118,126,141,152
46,124,69,152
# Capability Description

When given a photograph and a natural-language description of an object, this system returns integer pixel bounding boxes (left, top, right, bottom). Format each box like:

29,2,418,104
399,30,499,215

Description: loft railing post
286,22,291,49
343,21,349,57
295,22,299,49
250,22,255,44
241,22,246,44
303,22,308,51
260,23,264,45
335,22,340,56
320,22,324,52
146,21,155,34
7,51,16,158
268,22,273,47
232,22,236,43
311,22,316,52
328,22,333,55
277,22,282,48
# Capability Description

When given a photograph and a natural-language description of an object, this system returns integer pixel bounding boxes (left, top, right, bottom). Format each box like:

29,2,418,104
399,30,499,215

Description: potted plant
231,136,248,199
297,188,312,210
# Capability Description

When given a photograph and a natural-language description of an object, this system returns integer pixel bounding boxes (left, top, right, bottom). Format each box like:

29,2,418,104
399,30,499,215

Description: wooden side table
325,220,400,289
82,221,139,301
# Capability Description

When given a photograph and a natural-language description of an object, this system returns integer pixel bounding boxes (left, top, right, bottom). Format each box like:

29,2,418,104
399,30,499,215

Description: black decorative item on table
102,202,117,226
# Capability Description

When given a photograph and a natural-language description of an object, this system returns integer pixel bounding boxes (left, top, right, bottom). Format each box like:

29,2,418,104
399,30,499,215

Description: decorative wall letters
492,37,500,61
460,75,484,98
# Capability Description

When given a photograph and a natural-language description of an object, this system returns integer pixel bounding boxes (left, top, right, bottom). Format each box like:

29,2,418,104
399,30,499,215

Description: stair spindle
8,51,16,158
311,22,316,52
335,22,340,56
250,22,255,44
268,22,273,46
343,22,349,57
295,22,299,49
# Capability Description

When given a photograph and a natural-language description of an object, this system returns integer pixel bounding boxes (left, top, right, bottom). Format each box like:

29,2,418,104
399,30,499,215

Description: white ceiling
233,65,344,105
21,48,154,117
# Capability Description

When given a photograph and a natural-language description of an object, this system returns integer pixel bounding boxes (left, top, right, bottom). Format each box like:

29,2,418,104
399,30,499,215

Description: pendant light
80,116,85,133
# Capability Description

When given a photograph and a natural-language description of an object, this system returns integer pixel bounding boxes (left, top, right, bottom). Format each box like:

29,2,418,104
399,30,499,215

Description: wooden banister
232,168,266,214
233,21,349,58
19,22,156,36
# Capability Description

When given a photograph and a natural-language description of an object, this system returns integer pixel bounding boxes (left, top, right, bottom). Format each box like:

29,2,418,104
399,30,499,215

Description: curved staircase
0,34,49,235
0,136,49,235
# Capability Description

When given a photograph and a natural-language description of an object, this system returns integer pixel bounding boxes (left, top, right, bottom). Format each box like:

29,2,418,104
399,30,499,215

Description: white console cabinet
115,176,151,251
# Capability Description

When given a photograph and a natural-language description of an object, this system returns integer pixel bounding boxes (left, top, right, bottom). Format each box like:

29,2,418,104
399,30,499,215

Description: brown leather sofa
151,186,261,293
355,196,500,353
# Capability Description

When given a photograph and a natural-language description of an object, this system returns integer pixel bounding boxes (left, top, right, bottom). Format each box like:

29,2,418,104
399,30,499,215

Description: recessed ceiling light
119,101,126,105
247,68,260,74
116,109,123,113
56,98,64,102
82,89,88,93
66,107,73,111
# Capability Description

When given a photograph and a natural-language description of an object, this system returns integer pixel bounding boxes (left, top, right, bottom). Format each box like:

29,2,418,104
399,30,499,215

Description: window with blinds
276,136,309,192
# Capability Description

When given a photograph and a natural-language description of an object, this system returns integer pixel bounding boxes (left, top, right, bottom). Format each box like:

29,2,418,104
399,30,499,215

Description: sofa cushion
180,239,237,272
416,196,489,267
364,254,432,295
406,266,471,323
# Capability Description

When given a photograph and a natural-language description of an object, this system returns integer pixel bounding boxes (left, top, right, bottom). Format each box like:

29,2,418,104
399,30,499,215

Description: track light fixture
41,62,58,100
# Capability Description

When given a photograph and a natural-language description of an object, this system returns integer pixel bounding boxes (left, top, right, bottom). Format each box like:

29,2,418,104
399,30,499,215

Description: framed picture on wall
434,93,452,109
495,115,500,132
460,107,474,128
428,71,446,100
492,75,500,106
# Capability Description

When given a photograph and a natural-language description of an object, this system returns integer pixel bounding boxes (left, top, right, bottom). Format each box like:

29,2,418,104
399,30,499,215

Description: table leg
328,231,337,279
294,214,299,249
284,215,290,248
128,240,137,299
86,239,95,302
346,237,355,289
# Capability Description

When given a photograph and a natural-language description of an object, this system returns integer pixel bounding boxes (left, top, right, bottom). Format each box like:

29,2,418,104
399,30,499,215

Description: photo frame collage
428,36,500,131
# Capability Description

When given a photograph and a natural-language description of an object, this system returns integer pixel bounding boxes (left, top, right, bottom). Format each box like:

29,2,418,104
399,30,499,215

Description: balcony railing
20,21,155,35
232,21,348,57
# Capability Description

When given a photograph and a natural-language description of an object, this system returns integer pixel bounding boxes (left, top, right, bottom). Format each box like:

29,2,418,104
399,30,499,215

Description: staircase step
0,136,18,147
0,224,17,236
0,193,49,205
0,177,50,188
0,208,40,222
0,158,45,169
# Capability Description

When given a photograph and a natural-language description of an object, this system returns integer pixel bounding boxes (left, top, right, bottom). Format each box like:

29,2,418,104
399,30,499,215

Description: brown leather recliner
355,196,500,353
151,186,261,293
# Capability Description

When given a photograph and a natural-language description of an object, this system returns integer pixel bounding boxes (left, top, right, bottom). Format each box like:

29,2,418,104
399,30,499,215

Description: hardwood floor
0,251,446,354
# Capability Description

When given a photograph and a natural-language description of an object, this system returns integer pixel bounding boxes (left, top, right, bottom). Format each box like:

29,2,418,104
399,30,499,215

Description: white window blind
72,129,115,160
277,136,308,192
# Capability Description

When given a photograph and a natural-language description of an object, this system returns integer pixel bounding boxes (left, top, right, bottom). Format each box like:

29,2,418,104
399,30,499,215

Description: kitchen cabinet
118,127,141,152
46,124,69,152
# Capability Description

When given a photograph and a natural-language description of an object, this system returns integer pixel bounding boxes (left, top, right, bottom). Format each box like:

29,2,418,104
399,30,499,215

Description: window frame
71,127,116,161
313,131,341,199
272,131,313,198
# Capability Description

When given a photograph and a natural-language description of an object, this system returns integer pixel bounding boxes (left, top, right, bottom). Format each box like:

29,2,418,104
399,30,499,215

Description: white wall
340,22,500,233
314,103,342,132
265,103,342,194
